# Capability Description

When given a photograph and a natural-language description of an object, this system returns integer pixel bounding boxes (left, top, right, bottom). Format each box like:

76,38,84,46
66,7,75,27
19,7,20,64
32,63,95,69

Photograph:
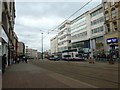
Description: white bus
62,49,85,61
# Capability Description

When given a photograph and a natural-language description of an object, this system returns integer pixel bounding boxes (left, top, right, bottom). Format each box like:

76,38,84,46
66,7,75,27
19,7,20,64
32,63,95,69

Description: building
43,49,51,58
0,1,16,66
50,35,58,55
13,32,18,61
57,20,71,53
89,4,105,53
27,48,37,59
103,0,120,58
17,42,25,57
71,11,91,52
37,52,42,59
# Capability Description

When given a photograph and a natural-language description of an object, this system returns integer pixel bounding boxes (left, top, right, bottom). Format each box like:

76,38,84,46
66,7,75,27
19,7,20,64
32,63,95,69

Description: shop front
0,26,9,65
106,37,119,58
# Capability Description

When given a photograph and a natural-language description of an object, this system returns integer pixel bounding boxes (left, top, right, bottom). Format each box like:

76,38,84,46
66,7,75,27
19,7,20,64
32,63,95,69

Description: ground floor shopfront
0,26,14,67
104,32,119,58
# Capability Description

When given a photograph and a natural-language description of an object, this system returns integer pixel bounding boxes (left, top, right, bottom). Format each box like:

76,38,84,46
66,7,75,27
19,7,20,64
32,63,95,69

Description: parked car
48,55,60,61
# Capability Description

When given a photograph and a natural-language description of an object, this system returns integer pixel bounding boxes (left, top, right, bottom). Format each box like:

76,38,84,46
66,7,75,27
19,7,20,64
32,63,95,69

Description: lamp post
41,33,43,60
26,46,28,58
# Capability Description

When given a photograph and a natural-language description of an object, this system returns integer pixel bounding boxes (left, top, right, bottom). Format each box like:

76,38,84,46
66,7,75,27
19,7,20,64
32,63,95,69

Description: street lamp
26,46,28,58
41,33,43,60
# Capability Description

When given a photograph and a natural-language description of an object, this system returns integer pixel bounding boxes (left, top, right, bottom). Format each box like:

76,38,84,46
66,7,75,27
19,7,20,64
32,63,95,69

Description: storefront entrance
110,45,119,58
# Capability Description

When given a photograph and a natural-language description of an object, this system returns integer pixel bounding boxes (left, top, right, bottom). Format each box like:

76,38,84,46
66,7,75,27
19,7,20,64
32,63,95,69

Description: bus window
76,54,78,57
64,55,71,58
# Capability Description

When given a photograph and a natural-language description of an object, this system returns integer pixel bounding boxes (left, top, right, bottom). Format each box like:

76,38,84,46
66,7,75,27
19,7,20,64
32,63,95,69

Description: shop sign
106,38,118,44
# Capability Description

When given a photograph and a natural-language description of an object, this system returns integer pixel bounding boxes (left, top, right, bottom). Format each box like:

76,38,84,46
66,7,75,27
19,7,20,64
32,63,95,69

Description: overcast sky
14,1,102,52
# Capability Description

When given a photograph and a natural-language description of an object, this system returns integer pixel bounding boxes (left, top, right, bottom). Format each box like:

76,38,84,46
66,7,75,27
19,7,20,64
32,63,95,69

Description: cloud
14,1,101,52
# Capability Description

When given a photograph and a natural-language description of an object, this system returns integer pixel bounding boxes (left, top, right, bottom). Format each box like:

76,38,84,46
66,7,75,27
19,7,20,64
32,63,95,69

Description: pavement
2,62,98,88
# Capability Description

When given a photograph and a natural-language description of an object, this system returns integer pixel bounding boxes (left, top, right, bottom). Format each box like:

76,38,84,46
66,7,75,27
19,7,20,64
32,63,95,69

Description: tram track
30,60,119,88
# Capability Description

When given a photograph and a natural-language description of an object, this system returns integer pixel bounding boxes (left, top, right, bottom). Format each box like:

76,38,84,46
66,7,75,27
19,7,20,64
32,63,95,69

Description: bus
62,49,85,61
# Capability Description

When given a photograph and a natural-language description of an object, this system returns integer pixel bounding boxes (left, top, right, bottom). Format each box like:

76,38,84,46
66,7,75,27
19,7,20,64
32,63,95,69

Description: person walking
25,57,28,63
2,54,7,74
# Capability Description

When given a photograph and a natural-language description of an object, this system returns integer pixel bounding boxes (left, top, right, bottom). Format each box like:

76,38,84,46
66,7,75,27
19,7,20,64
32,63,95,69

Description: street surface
2,60,119,88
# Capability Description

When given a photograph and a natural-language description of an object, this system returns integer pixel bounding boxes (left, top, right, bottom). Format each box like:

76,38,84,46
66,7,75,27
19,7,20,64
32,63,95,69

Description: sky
14,0,102,52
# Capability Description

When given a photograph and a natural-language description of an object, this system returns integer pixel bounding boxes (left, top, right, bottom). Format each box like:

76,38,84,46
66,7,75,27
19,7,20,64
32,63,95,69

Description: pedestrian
16,57,20,64
2,54,7,74
25,57,28,63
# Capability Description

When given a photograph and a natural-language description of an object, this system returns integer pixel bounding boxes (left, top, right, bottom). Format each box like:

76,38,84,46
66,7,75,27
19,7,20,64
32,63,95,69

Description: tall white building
57,20,71,52
71,11,91,52
50,35,58,54
89,4,105,51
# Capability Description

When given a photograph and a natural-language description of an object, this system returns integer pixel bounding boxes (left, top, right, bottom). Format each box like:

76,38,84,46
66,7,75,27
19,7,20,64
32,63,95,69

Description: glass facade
72,31,87,39
71,17,86,27
72,40,89,49
71,24,87,33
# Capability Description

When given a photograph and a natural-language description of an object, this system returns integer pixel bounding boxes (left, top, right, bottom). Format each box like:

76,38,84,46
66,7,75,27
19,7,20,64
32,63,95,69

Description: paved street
2,60,119,88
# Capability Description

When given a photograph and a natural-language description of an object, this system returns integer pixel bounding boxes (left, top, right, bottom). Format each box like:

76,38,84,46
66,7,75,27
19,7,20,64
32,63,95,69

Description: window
104,2,108,9
105,13,109,20
91,26,103,34
113,22,117,31
71,24,87,33
111,9,116,18
91,8,103,17
111,0,115,5
72,31,87,39
91,17,104,25
71,17,86,27
107,24,110,32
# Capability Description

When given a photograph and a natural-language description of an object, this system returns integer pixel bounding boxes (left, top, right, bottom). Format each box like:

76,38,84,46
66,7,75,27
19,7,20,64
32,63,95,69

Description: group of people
2,54,28,74
16,56,28,64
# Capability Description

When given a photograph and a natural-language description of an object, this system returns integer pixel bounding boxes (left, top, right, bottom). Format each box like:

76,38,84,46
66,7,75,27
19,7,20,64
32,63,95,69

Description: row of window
59,34,71,40
71,24,87,33
71,17,86,27
72,41,88,48
91,8,103,17
58,22,70,30
91,26,104,34
106,22,117,32
58,40,71,45
105,9,116,20
91,17,104,25
72,31,87,40
58,28,70,36
104,1,115,9
58,46,71,51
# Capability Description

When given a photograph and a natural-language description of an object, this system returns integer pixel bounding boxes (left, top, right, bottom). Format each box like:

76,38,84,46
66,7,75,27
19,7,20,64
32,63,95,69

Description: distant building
17,42,25,57
13,32,18,61
103,0,120,57
37,52,42,59
50,35,58,55
27,48,37,59
57,20,71,52
43,49,51,58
